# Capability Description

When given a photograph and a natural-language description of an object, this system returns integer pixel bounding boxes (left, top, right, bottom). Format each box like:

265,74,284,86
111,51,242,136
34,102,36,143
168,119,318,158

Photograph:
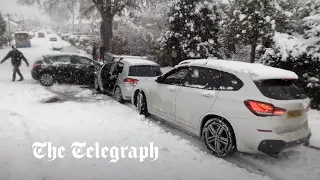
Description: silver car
94,57,162,103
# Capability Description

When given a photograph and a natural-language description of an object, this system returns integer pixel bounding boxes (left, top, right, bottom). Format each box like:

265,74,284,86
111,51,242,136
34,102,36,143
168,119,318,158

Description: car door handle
202,91,215,97
168,86,177,92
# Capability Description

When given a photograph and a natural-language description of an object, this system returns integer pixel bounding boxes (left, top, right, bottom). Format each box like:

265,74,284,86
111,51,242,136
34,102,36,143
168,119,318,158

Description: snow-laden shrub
68,35,79,46
262,32,320,109
159,0,223,65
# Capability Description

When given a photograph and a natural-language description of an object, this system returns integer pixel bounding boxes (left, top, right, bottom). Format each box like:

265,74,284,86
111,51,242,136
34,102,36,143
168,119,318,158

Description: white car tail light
244,100,287,117
124,78,139,84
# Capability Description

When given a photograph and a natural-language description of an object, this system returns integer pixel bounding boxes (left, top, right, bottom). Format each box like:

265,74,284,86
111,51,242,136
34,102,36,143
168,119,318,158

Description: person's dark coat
0,49,29,67
92,46,97,56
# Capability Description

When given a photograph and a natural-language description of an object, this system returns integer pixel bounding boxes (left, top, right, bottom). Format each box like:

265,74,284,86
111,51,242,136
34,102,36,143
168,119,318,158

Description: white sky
0,0,49,21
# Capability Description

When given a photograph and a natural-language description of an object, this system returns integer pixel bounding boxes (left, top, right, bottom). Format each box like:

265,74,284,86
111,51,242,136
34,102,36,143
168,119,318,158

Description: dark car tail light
124,78,139,84
244,100,286,116
33,63,41,69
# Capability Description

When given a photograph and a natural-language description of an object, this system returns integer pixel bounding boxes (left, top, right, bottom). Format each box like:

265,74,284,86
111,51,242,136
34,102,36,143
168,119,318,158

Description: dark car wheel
39,73,55,86
114,86,124,103
202,118,236,157
136,91,149,116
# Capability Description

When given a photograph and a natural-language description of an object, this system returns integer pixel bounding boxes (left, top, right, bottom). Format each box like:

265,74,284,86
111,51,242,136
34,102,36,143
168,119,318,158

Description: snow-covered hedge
68,35,79,46
262,32,320,109
159,0,223,64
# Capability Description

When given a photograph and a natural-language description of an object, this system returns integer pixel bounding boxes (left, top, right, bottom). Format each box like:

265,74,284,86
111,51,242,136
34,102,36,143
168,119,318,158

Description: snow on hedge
159,0,222,59
263,32,320,61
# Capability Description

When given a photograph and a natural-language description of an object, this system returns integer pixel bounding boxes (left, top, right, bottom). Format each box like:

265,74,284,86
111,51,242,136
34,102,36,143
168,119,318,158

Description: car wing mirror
155,76,163,83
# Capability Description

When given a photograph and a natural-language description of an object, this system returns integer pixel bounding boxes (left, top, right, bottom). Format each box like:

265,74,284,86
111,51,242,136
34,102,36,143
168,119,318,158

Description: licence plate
287,110,302,118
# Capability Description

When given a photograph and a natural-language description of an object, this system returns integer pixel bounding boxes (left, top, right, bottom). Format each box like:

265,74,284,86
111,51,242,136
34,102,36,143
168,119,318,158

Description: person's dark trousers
13,65,23,81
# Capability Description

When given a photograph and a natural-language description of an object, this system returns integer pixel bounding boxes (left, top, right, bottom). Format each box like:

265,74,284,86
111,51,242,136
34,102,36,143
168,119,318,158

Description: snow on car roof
178,59,298,80
113,55,148,60
44,53,91,58
120,58,158,66
15,31,29,34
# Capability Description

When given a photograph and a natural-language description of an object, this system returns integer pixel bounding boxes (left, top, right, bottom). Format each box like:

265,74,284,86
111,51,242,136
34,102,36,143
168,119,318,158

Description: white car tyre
136,91,149,116
202,118,236,157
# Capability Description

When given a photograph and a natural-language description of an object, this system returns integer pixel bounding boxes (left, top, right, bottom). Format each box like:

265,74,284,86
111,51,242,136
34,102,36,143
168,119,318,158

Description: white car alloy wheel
39,73,54,86
115,87,124,103
202,118,235,157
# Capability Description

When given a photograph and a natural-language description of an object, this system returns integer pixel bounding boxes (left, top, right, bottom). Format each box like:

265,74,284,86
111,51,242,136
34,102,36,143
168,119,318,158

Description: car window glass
219,72,243,91
129,65,162,77
112,63,124,75
254,79,307,100
162,67,190,85
185,67,222,90
50,56,70,63
102,63,115,73
71,56,92,65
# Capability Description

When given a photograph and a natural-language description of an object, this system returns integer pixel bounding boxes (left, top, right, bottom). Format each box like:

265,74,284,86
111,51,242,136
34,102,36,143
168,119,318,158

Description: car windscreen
254,79,308,100
128,65,162,77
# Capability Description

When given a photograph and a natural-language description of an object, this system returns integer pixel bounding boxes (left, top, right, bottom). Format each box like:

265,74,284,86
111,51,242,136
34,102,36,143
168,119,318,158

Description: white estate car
95,57,162,103
132,59,312,157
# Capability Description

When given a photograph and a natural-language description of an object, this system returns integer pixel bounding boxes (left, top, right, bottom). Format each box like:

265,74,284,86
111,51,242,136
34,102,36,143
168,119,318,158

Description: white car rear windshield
254,79,308,100
129,65,162,77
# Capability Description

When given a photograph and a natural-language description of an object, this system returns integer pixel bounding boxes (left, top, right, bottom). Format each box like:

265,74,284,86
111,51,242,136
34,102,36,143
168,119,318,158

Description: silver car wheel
40,73,54,86
202,119,235,157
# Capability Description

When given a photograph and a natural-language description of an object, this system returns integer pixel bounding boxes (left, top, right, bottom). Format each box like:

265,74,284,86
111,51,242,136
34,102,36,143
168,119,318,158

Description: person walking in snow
0,45,29,81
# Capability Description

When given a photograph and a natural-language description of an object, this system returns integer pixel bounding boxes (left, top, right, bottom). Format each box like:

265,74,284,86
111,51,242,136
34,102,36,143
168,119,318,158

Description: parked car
49,36,58,41
38,32,45,38
94,57,162,103
131,59,311,157
32,54,102,86
52,42,63,51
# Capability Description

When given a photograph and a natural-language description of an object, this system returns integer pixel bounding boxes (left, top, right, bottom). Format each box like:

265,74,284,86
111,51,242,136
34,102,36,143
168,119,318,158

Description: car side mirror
155,76,162,83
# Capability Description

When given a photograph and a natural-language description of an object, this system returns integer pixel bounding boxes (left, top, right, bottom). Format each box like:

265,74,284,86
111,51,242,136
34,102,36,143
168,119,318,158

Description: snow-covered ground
0,35,319,180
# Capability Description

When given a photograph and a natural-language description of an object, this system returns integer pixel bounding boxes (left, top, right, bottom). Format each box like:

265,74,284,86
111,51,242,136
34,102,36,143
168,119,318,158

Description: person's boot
18,78,24,81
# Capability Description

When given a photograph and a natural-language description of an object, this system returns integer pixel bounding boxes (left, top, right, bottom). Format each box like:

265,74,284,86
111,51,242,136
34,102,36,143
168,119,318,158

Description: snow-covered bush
159,0,223,65
68,35,79,46
223,0,293,63
262,32,320,109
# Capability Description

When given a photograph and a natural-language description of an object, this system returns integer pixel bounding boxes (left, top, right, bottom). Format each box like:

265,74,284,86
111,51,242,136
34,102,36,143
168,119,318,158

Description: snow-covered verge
309,110,320,148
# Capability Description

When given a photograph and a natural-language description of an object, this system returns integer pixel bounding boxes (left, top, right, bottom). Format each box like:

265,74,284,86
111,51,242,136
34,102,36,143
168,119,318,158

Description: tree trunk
100,16,113,53
250,42,257,63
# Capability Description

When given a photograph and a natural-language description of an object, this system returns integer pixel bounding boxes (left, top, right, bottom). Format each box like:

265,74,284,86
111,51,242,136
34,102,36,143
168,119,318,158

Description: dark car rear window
129,65,162,77
254,79,308,100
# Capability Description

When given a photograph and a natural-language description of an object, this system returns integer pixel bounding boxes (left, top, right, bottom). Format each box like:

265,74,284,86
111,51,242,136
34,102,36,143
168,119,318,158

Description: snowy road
0,36,319,180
